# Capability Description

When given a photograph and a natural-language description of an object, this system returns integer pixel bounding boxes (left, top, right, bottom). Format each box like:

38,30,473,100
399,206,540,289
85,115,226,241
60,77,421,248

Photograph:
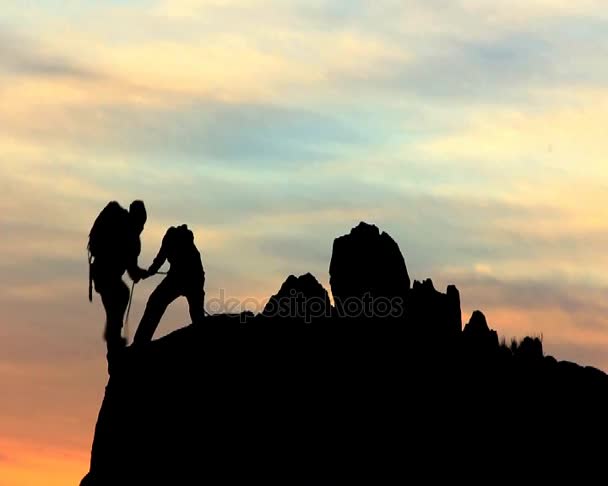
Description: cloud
445,273,608,321
100,100,365,163
5,0,608,170
0,29,98,79
0,88,370,164
385,36,551,101
419,89,608,174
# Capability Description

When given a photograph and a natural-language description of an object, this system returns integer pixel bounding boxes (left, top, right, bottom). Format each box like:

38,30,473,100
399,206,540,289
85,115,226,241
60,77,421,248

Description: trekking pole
124,280,136,344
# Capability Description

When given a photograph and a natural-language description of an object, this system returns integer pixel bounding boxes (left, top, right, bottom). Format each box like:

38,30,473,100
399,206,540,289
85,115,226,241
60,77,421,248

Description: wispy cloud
0,29,98,79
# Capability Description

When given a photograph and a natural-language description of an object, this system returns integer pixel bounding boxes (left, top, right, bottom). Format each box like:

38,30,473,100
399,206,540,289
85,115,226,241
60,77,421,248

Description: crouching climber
133,224,205,344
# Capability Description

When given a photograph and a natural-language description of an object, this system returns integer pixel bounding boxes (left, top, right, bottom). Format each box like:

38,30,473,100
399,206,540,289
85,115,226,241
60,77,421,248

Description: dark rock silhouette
463,309,499,349
80,316,608,484
446,284,462,330
329,222,409,318
514,335,544,361
407,278,462,337
262,272,332,321
81,221,608,484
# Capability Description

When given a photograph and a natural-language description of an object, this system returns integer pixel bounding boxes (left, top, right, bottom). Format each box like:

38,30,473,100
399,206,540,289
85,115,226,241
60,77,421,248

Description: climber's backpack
87,201,130,301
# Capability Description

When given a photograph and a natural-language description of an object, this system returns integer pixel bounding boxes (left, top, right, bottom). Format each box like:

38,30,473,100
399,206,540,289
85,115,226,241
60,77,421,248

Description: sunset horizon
3,1,608,484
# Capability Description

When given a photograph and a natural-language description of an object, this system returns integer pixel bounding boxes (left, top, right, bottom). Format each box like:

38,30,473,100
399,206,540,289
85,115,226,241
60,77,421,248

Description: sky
2,0,608,483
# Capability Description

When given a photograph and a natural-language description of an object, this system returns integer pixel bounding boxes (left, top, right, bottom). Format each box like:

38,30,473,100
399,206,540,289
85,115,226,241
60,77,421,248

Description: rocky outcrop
446,285,462,332
407,279,462,337
80,314,608,485
80,315,409,485
513,336,544,362
262,273,332,321
79,220,608,485
463,310,499,350
329,222,410,318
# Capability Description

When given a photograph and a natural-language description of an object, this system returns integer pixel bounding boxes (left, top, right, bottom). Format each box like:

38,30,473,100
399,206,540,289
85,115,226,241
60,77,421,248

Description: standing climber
88,200,149,363
133,224,205,344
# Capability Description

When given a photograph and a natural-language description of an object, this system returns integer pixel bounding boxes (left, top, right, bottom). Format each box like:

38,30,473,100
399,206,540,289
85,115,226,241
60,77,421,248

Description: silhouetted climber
88,200,149,361
133,224,205,344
